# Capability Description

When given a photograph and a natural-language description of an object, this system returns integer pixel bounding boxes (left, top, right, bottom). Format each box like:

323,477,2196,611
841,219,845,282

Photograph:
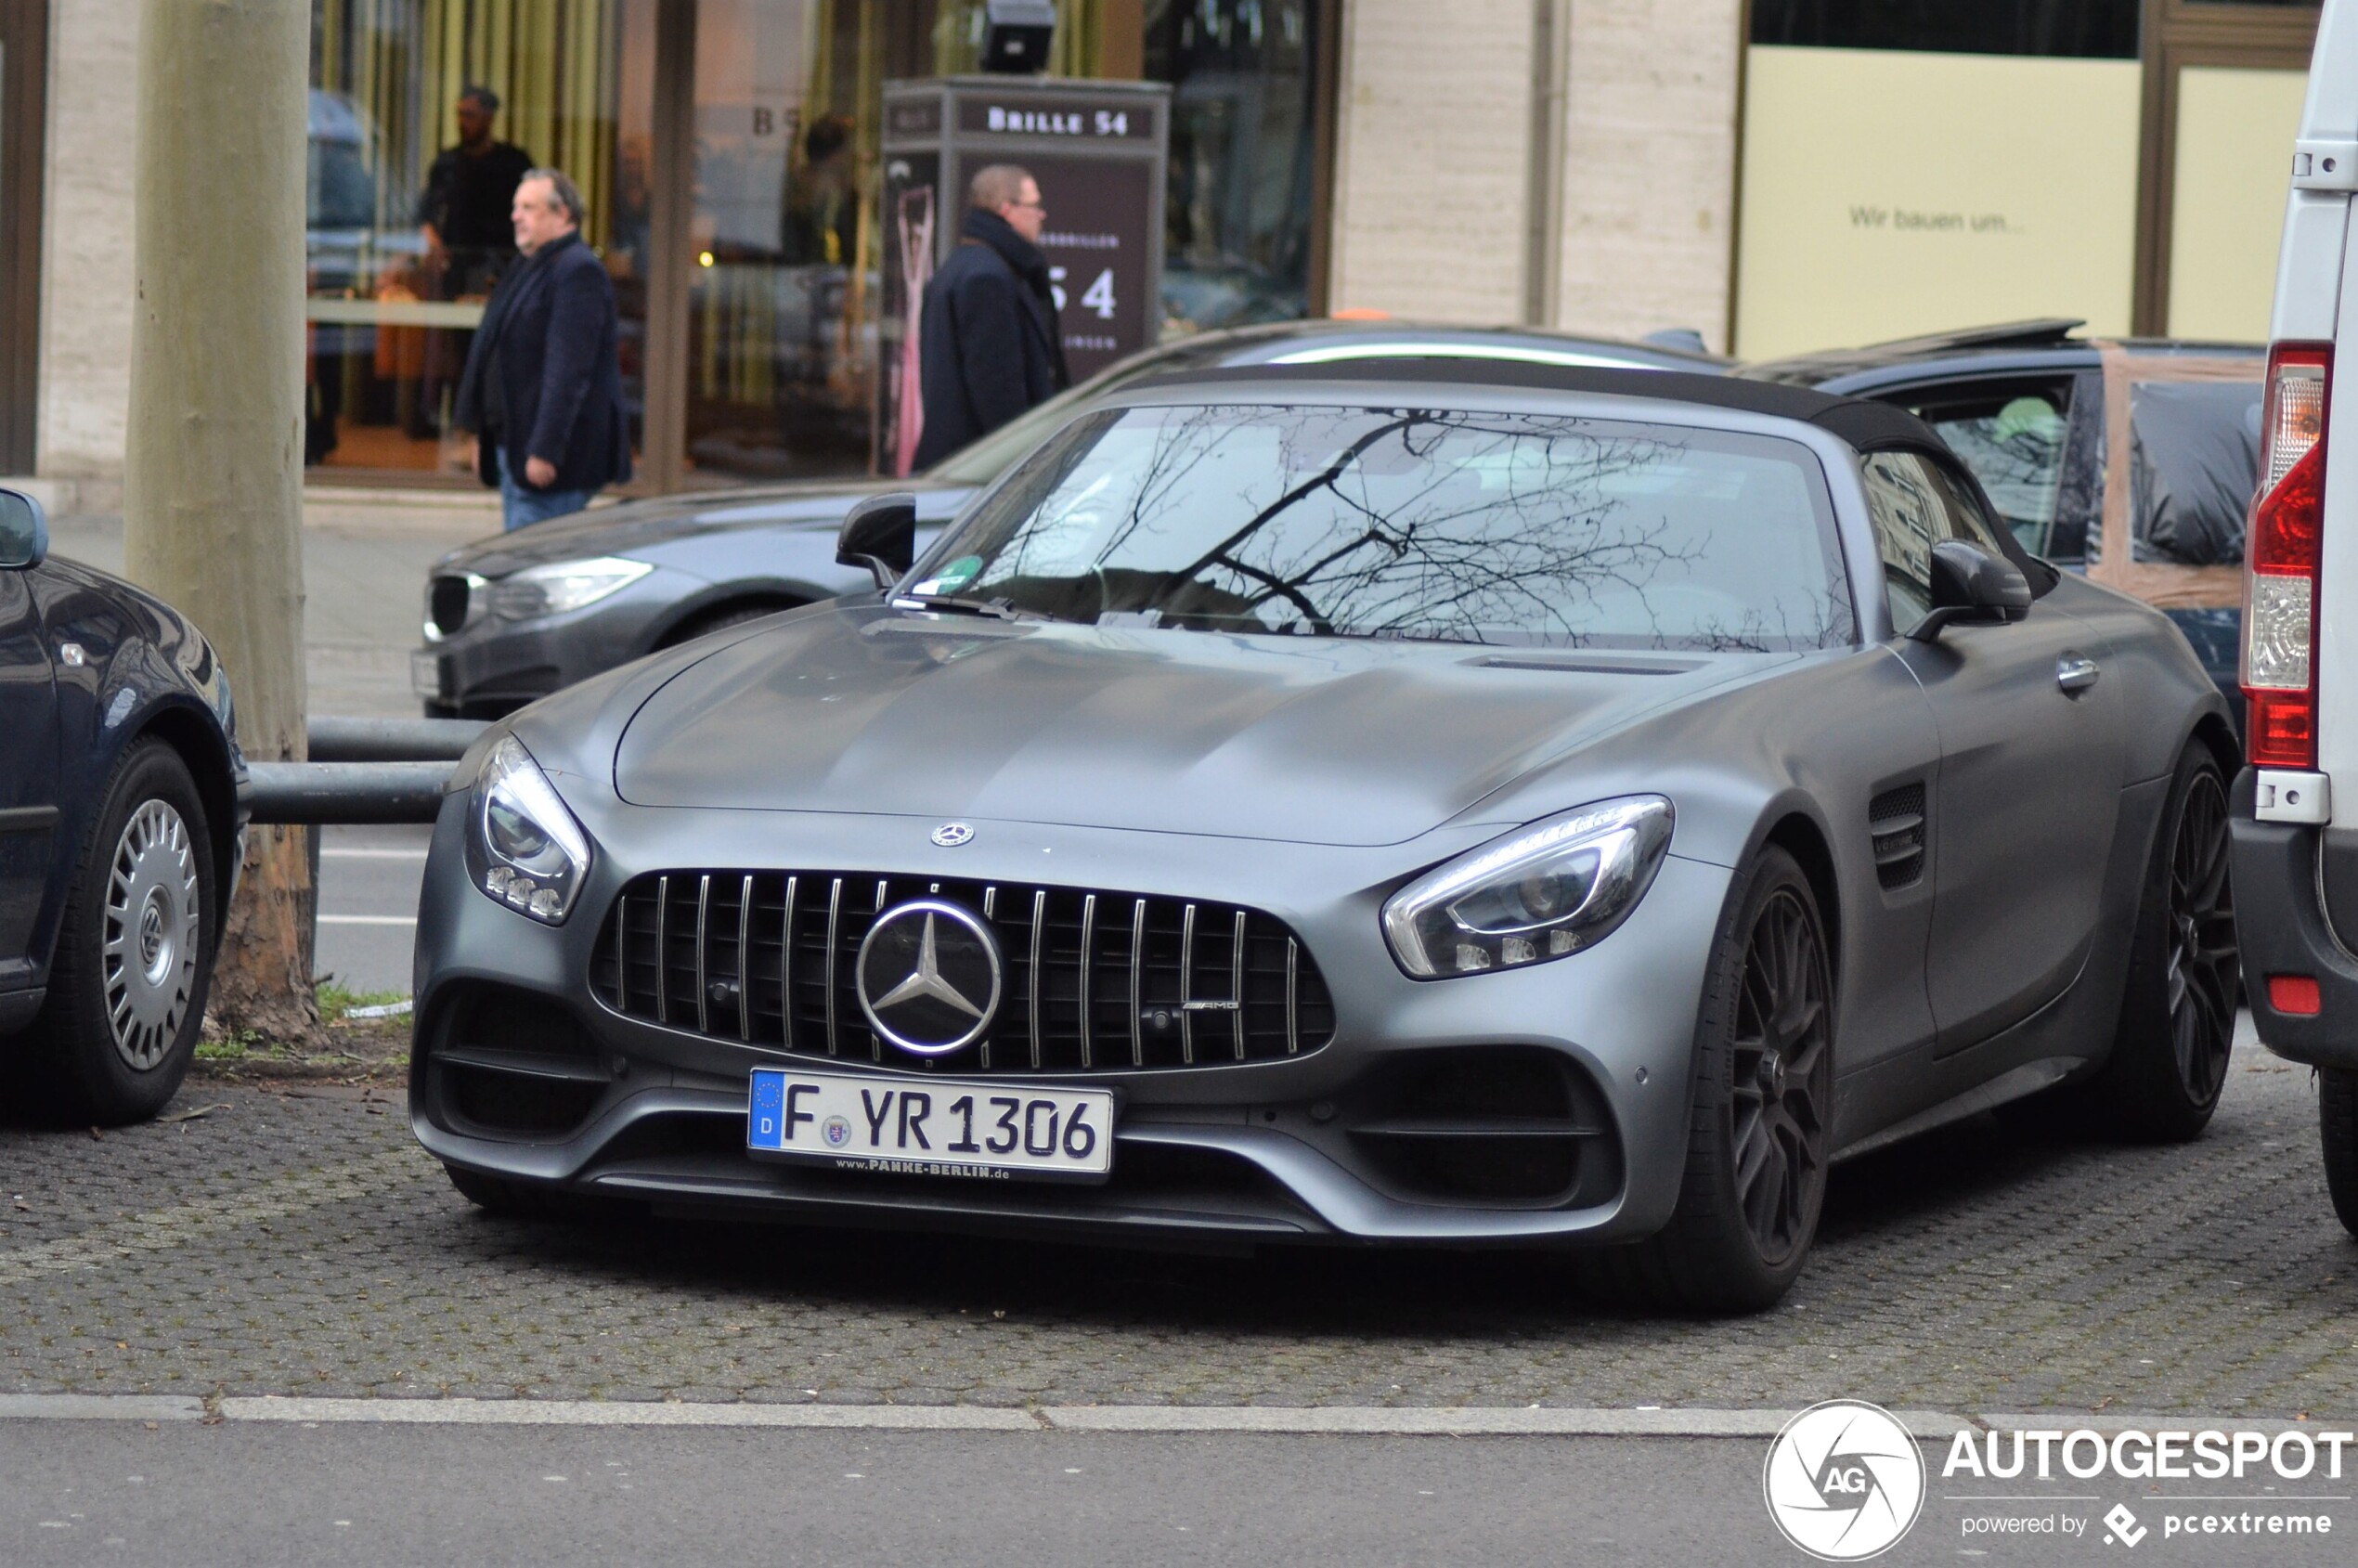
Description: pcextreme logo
1764,1401,1927,1561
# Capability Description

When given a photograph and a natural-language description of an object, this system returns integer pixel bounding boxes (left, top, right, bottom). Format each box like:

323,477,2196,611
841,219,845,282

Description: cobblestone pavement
3,1050,2353,1415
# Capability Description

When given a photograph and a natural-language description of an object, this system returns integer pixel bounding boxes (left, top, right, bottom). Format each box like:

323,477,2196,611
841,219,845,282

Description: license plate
410,651,448,698
746,1066,1114,1183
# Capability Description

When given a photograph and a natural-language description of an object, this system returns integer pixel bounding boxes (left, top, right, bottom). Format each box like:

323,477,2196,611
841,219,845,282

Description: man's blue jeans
496,447,596,531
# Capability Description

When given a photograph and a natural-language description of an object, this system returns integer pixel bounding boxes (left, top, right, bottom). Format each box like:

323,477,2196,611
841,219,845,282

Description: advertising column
875,76,1170,475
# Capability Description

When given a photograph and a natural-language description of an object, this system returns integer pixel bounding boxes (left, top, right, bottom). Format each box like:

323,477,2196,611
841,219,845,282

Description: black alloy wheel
1730,886,1833,1268
1607,845,1833,1314
2098,745,2238,1142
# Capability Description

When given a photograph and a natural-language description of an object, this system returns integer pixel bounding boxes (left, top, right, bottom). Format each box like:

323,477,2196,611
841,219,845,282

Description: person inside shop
782,113,857,267
453,169,633,530
418,85,537,298
911,162,1071,468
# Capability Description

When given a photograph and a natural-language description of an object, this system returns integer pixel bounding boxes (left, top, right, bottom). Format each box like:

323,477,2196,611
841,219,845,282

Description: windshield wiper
890,592,1054,623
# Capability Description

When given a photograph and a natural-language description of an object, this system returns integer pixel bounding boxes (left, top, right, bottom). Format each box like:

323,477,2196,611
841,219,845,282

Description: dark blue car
0,488,245,1124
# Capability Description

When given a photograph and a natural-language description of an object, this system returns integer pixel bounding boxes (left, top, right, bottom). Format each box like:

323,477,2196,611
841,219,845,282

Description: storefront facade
0,2,2326,509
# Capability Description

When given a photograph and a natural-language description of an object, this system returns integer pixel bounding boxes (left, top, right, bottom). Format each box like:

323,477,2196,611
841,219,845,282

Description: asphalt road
316,825,431,998
4,1423,2348,1568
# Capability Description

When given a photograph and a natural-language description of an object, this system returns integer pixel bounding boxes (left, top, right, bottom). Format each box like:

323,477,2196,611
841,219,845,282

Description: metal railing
244,718,487,824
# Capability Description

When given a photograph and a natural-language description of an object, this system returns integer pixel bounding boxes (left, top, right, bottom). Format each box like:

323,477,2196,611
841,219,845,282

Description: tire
655,600,798,650
18,741,217,1125
2323,1069,2358,1239
2092,743,2238,1142
1608,846,1833,1314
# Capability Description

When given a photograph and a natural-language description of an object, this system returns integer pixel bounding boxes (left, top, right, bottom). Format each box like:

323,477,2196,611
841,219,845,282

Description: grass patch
315,981,409,1024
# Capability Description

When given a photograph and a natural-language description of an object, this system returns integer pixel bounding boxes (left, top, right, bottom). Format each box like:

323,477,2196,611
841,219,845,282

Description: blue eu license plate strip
746,1066,1115,1183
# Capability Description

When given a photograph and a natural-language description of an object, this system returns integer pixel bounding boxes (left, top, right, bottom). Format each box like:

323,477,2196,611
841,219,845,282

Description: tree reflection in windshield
917,404,1856,652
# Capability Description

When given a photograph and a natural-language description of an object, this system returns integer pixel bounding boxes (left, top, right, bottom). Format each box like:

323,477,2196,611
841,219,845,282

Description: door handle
2056,654,2100,694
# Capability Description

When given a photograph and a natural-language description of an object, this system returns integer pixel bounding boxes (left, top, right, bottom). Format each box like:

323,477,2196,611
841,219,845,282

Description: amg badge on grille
855,900,1004,1056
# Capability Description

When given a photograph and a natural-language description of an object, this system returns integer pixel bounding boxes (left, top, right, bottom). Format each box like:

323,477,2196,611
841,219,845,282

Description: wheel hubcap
102,800,201,1072
1730,888,1831,1268
2164,771,2238,1107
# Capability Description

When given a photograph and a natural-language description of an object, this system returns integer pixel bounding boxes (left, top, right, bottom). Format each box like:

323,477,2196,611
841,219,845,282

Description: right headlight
1381,796,1674,978
462,734,593,925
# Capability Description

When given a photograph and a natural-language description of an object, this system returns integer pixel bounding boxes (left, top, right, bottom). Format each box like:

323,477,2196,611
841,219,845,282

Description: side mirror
0,487,48,571
836,492,917,592
1910,539,2031,641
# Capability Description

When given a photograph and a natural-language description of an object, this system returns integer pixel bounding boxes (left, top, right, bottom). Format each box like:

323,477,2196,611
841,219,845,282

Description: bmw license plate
410,651,448,699
746,1066,1114,1183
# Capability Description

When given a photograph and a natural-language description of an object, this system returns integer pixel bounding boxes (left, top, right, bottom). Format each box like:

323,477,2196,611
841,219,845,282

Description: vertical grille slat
592,871,1335,1074
1077,893,1096,1069
1128,898,1147,1069
694,875,712,1036
1230,910,1248,1061
1178,902,1198,1066
1028,889,1046,1070
824,876,843,1056
654,875,670,1026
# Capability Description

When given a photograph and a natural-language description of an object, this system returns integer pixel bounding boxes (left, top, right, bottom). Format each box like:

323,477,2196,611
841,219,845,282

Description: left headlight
1382,796,1674,978
489,556,654,619
463,735,593,925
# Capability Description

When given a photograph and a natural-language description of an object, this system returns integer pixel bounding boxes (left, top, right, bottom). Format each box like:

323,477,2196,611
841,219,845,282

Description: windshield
909,403,1856,652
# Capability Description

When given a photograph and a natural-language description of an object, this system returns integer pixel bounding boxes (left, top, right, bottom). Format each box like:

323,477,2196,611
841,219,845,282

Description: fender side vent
1870,784,1926,890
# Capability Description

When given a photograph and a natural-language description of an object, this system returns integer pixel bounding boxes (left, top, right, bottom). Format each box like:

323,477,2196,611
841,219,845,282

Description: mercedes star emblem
931,822,975,848
855,899,1003,1056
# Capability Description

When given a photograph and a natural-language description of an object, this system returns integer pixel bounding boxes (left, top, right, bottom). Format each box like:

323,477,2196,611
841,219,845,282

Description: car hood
440,478,970,578
612,604,1787,847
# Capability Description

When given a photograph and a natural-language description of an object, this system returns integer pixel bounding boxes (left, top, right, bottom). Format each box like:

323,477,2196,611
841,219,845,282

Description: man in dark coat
912,163,1071,470
453,169,633,530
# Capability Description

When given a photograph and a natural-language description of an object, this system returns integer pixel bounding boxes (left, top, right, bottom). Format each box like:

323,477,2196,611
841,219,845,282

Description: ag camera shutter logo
1764,1400,1926,1560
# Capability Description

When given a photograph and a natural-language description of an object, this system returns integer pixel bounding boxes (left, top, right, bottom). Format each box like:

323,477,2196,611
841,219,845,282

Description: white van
2235,0,2358,1235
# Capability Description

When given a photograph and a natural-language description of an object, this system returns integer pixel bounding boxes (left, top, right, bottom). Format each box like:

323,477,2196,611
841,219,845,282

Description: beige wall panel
1328,0,1532,323
37,0,140,493
1553,0,1743,350
2168,65,2308,343
1734,46,2142,360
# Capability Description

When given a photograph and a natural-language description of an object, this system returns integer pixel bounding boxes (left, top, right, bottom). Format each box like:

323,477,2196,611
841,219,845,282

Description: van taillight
2243,343,2333,768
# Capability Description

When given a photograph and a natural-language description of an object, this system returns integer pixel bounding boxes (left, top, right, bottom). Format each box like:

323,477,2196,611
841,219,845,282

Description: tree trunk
122,0,317,1042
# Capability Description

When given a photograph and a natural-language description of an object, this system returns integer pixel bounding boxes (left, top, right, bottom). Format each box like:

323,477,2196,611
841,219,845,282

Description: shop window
305,0,644,477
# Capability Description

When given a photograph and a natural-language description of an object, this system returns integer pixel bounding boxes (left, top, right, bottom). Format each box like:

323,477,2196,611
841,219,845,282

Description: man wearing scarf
912,164,1073,469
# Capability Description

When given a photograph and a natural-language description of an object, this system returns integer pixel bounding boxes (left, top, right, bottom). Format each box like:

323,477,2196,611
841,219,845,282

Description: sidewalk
48,491,500,719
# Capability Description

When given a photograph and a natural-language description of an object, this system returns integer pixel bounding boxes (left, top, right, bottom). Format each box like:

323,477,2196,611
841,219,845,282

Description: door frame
0,0,48,475
2132,0,2321,336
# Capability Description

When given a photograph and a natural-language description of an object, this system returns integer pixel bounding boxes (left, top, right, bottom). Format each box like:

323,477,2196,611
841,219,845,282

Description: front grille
1869,784,1927,890
428,575,473,636
589,871,1338,1073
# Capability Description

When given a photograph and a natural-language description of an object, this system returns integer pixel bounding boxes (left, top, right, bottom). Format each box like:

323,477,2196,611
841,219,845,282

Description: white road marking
318,914,417,927
0,1396,1991,1437
321,849,430,861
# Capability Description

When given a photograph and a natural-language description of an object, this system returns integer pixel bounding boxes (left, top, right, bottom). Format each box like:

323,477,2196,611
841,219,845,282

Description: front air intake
588,871,1337,1074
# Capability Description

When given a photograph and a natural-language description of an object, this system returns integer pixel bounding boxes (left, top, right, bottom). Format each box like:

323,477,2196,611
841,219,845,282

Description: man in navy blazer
454,169,632,529
911,164,1071,470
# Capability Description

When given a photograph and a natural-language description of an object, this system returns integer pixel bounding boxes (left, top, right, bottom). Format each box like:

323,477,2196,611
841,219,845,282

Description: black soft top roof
1133,358,1952,457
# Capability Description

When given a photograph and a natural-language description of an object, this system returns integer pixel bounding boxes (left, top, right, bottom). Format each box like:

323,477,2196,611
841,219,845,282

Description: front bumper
416,572,690,718
408,793,1733,1249
2230,768,2358,1070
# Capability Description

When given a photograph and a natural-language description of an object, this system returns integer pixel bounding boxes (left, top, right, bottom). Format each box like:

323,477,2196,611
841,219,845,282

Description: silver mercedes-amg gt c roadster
410,362,2238,1311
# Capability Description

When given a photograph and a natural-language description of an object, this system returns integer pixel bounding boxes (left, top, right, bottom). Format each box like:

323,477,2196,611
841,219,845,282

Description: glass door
305,0,643,479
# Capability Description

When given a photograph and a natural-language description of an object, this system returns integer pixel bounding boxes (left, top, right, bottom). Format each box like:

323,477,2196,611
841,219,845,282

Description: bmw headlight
464,735,593,925
489,556,654,619
1382,797,1674,978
